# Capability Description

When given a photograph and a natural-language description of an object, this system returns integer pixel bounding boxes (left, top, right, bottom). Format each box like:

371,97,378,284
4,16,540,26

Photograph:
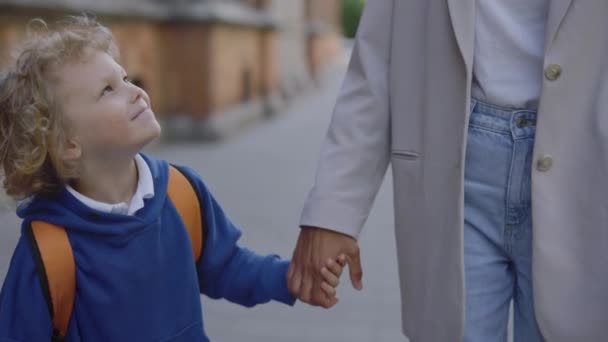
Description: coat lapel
545,0,573,50
447,0,475,74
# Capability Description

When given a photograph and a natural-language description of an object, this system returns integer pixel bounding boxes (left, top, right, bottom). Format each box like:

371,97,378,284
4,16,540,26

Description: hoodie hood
17,154,169,239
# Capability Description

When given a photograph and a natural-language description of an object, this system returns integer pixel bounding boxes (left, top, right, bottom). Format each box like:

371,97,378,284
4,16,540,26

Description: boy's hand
288,227,362,308
318,254,346,307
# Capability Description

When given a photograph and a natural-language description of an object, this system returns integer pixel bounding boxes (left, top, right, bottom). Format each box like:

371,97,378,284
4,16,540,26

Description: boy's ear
61,138,82,161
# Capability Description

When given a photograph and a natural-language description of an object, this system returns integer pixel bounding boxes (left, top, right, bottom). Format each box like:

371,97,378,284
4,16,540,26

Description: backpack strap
28,221,75,341
27,164,205,341
167,164,205,261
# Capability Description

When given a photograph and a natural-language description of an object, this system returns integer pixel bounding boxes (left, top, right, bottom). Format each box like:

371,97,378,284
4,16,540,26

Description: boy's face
55,49,161,161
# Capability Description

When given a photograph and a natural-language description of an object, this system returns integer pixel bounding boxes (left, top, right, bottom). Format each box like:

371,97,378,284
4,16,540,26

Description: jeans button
516,117,527,128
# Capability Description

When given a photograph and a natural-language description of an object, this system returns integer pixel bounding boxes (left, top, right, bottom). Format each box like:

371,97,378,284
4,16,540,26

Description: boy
0,16,343,341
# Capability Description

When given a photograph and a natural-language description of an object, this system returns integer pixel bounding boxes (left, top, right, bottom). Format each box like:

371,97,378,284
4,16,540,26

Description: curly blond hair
0,15,119,201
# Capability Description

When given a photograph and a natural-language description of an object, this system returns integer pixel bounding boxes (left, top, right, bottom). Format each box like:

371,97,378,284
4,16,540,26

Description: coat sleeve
0,233,54,341
299,0,396,239
177,166,296,308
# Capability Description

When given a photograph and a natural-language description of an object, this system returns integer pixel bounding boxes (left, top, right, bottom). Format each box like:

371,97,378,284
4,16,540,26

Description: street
0,59,407,341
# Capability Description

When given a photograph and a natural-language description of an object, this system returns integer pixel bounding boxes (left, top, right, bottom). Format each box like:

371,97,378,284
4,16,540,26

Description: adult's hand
287,226,363,308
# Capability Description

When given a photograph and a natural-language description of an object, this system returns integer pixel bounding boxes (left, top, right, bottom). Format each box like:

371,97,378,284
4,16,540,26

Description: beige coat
300,0,608,340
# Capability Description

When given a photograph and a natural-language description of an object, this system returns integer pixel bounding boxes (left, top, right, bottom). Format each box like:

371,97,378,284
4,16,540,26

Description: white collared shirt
67,154,155,216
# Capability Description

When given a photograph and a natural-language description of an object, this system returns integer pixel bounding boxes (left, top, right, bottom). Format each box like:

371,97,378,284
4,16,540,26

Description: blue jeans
463,99,544,342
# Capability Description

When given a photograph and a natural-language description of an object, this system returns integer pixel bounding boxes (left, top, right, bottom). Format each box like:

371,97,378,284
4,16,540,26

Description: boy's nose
130,83,143,103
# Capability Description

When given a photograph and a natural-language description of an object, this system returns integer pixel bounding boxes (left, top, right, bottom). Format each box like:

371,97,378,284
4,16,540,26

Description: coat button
536,155,553,172
545,64,562,81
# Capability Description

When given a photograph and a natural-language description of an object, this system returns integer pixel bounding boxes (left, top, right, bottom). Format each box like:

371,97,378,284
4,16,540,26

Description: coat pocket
391,150,421,160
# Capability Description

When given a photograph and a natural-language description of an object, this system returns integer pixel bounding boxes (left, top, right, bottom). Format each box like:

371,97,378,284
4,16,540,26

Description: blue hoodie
0,154,295,342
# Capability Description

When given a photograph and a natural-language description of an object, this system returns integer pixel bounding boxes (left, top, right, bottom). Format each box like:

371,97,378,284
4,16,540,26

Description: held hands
317,255,347,306
288,226,363,309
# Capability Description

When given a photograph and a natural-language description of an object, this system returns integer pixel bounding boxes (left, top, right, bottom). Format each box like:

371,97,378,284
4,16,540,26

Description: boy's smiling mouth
131,106,150,121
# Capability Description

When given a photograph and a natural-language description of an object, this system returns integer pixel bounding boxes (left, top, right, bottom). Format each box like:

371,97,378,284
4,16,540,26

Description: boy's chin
139,127,162,148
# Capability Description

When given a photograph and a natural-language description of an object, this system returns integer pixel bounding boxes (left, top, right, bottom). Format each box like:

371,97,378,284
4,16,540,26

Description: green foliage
341,0,366,38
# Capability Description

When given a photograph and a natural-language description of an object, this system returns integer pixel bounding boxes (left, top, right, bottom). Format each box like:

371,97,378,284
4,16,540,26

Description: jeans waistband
469,98,537,139
471,98,537,119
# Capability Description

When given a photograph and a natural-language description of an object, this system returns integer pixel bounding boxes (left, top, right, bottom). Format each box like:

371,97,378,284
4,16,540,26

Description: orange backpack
28,165,204,341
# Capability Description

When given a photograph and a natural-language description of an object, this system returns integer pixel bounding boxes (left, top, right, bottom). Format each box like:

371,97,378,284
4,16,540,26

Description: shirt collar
66,154,155,216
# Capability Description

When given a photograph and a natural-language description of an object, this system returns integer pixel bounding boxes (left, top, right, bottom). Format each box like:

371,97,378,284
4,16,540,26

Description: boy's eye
101,85,113,96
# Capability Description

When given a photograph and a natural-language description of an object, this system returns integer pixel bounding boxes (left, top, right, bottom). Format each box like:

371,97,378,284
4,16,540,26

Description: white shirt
472,0,550,109
67,154,155,216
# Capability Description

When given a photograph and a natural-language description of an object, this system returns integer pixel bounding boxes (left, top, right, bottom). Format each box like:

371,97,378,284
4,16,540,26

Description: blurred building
305,0,342,81
270,0,341,99
0,0,342,140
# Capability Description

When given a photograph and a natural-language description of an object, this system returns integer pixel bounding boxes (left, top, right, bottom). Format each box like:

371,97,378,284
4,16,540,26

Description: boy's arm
178,166,295,307
0,234,54,341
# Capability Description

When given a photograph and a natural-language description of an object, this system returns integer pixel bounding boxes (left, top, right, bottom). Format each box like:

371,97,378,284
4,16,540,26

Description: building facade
0,0,341,140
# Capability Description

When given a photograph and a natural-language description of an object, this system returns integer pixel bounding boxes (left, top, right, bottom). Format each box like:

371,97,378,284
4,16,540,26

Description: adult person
288,1,608,341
